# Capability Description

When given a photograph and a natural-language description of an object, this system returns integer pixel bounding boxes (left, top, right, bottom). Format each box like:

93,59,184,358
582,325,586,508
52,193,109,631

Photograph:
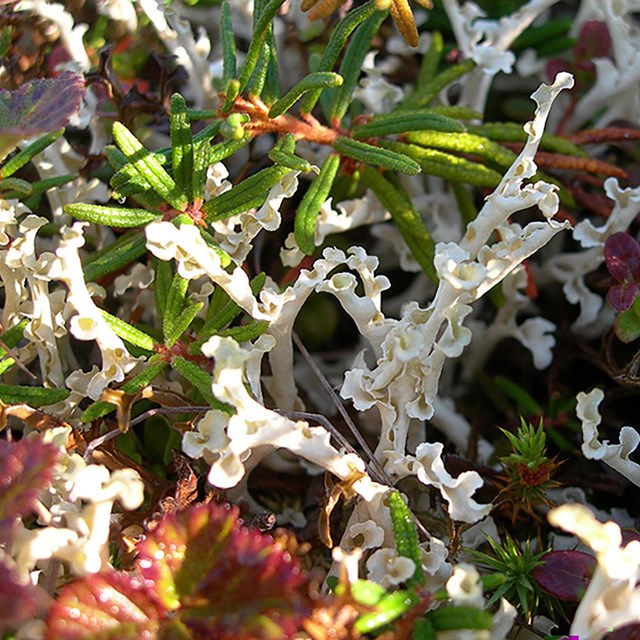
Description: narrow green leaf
0,384,69,407
237,0,287,92
0,129,63,178
299,1,379,115
82,231,147,282
112,122,188,211
220,2,237,85
203,165,291,222
6,174,74,202
382,140,503,187
208,131,251,164
333,136,421,174
268,73,343,118
165,301,204,348
172,356,231,412
191,273,266,352
412,618,437,640
218,320,269,343
268,140,314,173
417,31,443,88
100,310,156,351
352,110,464,139
354,591,420,633
154,258,173,324
170,93,194,201
64,203,161,228
294,153,340,254
0,319,29,376
512,17,572,51
246,40,272,98
407,130,516,168
163,273,190,341
362,166,436,281
407,58,477,109
386,490,425,588
221,79,241,114
469,121,587,157
80,356,169,422
185,108,219,120
451,182,477,226
0,177,32,195
262,29,281,105
426,607,493,631
192,140,213,203
328,10,387,123
425,105,483,121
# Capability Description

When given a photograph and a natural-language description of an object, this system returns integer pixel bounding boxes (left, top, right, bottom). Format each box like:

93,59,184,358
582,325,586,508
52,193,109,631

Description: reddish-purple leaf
45,571,163,640
575,21,612,61
605,233,640,284
532,550,596,601
606,624,640,640
607,282,639,312
136,503,310,639
0,557,41,634
0,437,59,543
0,72,84,137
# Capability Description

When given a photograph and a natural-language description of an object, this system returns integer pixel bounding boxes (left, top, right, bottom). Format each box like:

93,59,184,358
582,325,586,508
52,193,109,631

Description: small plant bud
220,113,250,140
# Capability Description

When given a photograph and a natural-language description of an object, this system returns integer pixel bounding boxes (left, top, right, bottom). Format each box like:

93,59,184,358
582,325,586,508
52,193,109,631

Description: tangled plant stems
2,0,640,638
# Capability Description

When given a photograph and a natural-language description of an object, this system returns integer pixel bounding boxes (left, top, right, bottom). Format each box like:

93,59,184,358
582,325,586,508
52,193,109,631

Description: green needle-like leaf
99,310,156,351
170,93,194,201
382,140,503,187
299,1,380,115
0,129,63,178
294,152,340,255
386,490,425,588
82,231,147,282
406,130,516,168
362,166,436,281
328,10,387,124
333,136,421,174
112,122,188,211
64,203,161,228
0,384,69,407
164,301,204,348
268,72,343,118
352,110,465,138
203,165,291,222
172,356,231,412
163,273,190,342
220,2,237,85
237,0,287,92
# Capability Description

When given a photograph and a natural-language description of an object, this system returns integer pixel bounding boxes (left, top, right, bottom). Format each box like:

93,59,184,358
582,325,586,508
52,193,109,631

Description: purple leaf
45,571,163,640
0,557,41,634
606,624,640,640
607,282,639,312
0,437,59,543
136,503,310,640
604,233,640,284
574,21,612,61
532,550,596,601
0,72,84,138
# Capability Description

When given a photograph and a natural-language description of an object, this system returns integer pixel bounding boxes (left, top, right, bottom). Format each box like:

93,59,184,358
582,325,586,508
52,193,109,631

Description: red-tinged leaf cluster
0,71,84,137
46,502,313,640
0,557,42,634
604,232,640,312
45,571,164,640
532,550,597,601
0,436,60,542
547,21,611,91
